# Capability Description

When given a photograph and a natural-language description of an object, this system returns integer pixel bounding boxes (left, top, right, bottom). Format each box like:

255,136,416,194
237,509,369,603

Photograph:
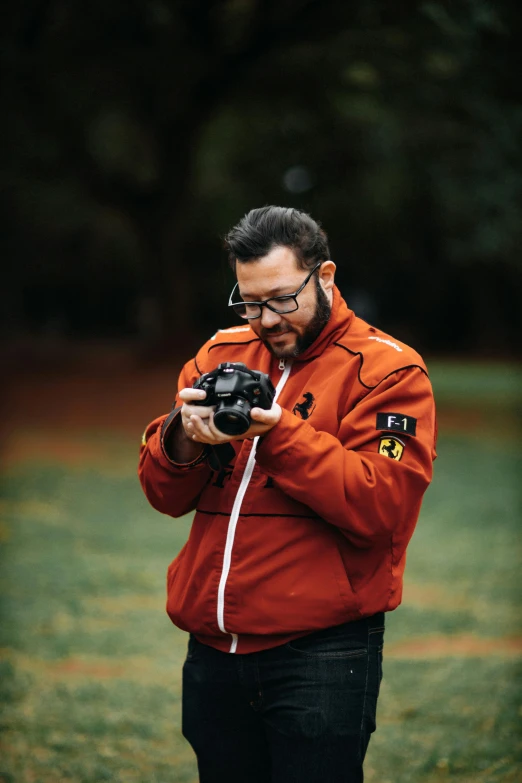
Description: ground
1,351,521,782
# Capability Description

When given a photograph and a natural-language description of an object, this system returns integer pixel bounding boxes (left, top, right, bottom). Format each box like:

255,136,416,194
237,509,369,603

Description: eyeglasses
228,262,322,320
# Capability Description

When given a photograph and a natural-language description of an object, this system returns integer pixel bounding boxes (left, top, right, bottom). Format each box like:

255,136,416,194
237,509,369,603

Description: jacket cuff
256,408,308,474
160,408,210,469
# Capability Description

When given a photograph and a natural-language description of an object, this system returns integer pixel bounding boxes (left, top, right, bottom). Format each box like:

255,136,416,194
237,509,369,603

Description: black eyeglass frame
228,262,322,320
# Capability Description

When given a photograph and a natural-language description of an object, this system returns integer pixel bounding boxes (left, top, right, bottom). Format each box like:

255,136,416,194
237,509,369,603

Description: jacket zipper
217,358,292,653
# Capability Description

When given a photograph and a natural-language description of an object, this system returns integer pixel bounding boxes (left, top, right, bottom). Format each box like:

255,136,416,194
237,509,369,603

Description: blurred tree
1,0,521,354
192,0,522,353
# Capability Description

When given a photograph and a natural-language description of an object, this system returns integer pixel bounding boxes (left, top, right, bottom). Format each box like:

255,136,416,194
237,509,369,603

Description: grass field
1,361,521,782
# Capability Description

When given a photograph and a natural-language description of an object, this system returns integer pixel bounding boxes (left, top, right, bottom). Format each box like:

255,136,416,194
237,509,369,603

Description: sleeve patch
379,436,404,461
376,412,417,436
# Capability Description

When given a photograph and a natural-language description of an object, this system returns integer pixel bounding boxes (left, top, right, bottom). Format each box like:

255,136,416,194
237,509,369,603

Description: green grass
0,464,196,783
394,435,521,640
1,366,521,782
427,361,522,407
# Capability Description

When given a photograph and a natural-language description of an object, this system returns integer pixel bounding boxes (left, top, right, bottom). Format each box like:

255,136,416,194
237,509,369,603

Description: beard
260,275,332,358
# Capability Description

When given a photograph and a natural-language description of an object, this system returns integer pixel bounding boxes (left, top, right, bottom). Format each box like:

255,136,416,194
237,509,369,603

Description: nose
260,306,283,329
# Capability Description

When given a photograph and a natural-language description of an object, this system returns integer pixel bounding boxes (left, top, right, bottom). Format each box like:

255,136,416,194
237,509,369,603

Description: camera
192,362,276,436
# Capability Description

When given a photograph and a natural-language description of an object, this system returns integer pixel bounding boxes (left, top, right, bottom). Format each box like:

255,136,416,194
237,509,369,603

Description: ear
318,260,336,293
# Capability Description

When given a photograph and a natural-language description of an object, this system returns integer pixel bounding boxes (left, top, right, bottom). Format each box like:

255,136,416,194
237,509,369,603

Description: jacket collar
293,284,354,362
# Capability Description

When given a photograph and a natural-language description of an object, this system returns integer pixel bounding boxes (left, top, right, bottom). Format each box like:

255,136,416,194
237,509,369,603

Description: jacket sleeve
138,358,213,518
255,366,436,547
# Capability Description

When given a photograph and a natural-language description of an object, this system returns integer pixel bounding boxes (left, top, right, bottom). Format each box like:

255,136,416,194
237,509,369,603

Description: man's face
235,247,334,359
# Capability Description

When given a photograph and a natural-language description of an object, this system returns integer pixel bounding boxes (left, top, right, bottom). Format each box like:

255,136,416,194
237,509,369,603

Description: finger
191,411,232,444
179,388,207,403
183,403,215,419
206,410,231,441
250,404,281,426
189,413,217,443
181,416,197,440
181,405,208,433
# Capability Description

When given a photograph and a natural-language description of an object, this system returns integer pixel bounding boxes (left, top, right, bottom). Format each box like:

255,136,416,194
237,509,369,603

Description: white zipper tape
217,359,293,653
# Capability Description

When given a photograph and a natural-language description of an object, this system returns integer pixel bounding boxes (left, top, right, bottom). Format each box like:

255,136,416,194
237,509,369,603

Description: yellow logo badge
379,436,404,461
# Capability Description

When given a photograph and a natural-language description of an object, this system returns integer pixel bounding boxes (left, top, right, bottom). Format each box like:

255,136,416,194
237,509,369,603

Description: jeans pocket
286,630,367,659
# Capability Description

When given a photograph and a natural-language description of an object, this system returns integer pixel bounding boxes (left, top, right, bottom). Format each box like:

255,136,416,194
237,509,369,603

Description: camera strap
208,443,236,472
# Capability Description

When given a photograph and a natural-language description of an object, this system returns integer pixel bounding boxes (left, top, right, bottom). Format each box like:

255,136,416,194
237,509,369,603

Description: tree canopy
2,0,521,356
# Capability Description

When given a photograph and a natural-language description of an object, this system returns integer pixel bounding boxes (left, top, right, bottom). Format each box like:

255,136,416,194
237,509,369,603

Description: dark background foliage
2,0,521,358
1,7,521,780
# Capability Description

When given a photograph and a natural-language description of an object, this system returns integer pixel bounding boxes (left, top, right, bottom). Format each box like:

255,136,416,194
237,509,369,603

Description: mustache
260,325,293,338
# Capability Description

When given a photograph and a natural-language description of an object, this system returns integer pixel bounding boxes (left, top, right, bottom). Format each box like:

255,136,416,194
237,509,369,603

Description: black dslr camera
192,362,275,436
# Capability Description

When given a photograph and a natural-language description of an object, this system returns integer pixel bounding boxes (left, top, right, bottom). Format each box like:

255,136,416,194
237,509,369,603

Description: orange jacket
139,286,437,654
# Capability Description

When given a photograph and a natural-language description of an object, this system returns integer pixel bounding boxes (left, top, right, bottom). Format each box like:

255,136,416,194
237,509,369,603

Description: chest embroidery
293,392,317,420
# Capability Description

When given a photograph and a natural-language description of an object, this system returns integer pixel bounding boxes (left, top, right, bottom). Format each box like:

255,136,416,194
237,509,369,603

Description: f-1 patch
376,412,417,436
379,436,404,461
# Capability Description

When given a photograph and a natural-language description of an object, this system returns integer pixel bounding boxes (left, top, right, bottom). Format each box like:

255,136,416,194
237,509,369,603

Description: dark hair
224,206,330,271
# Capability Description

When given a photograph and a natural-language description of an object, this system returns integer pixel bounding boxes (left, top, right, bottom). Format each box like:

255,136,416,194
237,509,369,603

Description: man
139,206,437,782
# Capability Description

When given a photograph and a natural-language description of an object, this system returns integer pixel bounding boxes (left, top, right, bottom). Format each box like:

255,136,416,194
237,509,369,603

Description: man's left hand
186,403,282,445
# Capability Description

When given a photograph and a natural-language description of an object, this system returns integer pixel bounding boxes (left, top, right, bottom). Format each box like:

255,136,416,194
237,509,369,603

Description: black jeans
182,614,384,783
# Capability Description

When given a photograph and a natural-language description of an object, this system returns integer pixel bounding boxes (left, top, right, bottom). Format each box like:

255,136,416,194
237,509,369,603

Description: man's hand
179,388,282,445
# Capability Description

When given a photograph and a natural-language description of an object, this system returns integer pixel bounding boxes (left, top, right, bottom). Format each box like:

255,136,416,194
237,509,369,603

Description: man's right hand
163,388,215,464
178,388,215,441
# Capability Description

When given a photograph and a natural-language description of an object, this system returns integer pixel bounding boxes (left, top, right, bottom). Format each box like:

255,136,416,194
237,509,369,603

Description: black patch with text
376,412,417,437
293,392,316,420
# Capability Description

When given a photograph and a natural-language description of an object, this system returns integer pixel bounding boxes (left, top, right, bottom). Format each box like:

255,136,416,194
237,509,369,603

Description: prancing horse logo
378,436,404,461
293,392,316,420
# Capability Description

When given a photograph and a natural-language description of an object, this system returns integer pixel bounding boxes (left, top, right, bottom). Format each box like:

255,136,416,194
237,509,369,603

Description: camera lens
214,400,251,435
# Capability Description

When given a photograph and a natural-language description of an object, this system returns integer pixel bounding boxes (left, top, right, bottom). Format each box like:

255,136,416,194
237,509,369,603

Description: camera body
192,362,275,436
